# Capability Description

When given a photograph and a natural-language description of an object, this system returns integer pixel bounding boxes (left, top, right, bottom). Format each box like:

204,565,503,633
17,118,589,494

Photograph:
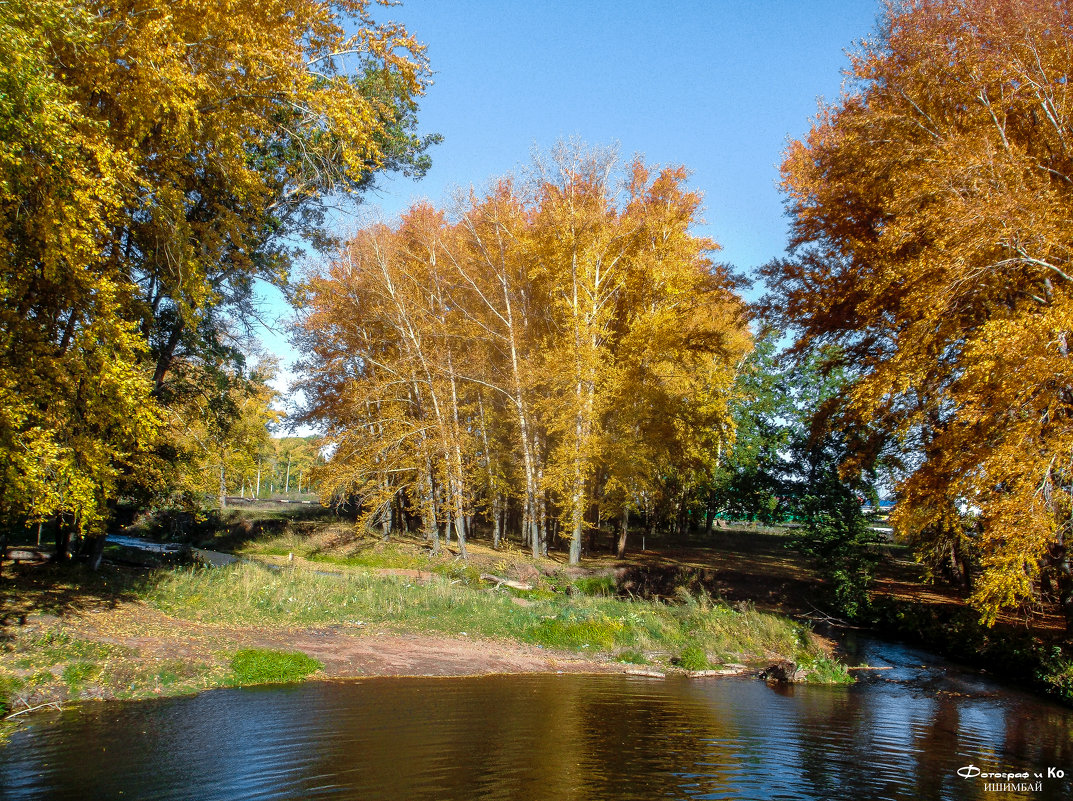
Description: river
1,639,1070,800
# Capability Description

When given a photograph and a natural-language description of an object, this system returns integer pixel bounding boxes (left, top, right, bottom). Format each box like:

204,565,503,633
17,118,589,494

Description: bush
799,654,853,684
1038,648,1073,704
677,645,711,671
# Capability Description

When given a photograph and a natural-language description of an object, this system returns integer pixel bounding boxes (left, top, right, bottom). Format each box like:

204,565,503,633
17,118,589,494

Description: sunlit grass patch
229,649,323,685
572,575,617,597
526,609,627,650
799,654,853,684
145,561,836,674
61,661,101,694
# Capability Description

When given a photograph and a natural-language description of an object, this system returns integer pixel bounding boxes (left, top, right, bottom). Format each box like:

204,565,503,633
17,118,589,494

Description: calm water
2,641,1071,801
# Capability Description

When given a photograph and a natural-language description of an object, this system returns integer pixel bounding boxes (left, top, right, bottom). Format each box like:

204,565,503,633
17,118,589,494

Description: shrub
799,654,853,684
677,645,711,671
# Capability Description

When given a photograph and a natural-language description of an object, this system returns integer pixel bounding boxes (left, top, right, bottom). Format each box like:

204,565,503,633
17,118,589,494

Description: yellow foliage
297,145,750,562
767,0,1073,621
0,0,432,533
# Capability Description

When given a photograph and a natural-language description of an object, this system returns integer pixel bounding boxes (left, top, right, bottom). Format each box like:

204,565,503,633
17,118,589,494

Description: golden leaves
298,149,749,559
0,0,432,532
769,0,1073,621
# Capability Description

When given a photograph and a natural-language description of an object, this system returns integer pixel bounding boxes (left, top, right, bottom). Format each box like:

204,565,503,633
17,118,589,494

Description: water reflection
1,667,1070,801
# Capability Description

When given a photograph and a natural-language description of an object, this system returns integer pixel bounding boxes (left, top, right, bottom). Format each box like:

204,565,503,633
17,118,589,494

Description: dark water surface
2,642,1071,801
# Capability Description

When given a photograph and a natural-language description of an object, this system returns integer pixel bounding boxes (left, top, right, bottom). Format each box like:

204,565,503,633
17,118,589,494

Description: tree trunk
1051,535,1073,633
219,463,227,509
152,319,184,391
53,514,73,562
617,509,629,558
492,493,503,549
423,470,440,555
380,497,392,541
453,509,468,560
88,533,108,572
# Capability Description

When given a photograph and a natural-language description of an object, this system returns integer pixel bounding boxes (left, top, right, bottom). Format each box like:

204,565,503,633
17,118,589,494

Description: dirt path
22,600,631,687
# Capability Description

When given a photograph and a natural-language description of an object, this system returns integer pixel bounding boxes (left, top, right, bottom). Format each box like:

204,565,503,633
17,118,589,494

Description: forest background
2,0,1072,641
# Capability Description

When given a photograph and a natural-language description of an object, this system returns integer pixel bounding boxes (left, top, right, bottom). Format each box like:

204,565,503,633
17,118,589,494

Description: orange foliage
766,0,1073,621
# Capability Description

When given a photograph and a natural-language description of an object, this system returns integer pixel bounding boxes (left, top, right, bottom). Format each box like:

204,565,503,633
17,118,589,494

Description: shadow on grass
0,562,154,640
126,501,339,554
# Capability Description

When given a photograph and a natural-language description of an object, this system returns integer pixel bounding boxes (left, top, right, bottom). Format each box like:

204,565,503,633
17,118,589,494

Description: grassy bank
0,551,849,725
147,559,838,674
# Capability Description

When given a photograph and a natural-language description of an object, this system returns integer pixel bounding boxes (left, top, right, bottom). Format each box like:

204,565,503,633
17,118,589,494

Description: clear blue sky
261,0,882,415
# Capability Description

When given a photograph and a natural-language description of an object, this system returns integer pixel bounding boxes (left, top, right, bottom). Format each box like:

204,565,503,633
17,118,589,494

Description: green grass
798,654,853,684
145,561,837,674
572,575,617,597
0,674,23,716
677,645,711,671
230,649,323,685
61,661,101,694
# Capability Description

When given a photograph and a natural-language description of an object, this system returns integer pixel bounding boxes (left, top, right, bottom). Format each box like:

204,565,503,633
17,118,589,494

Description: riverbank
4,507,1070,725
0,549,846,725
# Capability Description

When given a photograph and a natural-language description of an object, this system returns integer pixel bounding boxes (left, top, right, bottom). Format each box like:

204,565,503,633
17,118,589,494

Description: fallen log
623,668,666,678
479,573,533,591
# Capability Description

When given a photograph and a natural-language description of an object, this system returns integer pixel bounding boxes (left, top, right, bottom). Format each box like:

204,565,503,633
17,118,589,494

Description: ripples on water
2,650,1071,801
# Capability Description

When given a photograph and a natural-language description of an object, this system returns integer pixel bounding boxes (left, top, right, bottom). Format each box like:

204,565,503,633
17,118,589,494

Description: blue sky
260,0,881,411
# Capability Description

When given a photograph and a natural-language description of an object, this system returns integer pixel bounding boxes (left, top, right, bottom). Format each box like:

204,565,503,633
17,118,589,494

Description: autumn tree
297,146,750,563
167,359,281,509
272,437,321,496
0,0,157,562
765,0,1073,625
0,0,435,555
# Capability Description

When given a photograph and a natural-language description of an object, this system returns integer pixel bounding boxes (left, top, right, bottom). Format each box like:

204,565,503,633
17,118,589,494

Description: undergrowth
145,561,836,678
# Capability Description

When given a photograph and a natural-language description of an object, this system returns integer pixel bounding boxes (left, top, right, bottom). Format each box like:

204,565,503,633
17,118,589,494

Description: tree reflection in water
1,669,1070,801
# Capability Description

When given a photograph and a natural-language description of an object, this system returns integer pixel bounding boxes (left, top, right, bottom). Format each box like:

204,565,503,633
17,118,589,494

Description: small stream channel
1,636,1070,801
7,537,1060,799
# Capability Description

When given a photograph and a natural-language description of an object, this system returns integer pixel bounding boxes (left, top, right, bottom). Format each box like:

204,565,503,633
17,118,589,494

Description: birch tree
298,147,749,563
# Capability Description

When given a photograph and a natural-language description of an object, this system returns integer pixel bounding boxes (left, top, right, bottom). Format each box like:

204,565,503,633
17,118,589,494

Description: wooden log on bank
479,573,534,591
3,548,49,564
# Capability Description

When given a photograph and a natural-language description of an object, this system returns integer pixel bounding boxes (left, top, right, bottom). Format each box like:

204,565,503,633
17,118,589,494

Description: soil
54,601,629,682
